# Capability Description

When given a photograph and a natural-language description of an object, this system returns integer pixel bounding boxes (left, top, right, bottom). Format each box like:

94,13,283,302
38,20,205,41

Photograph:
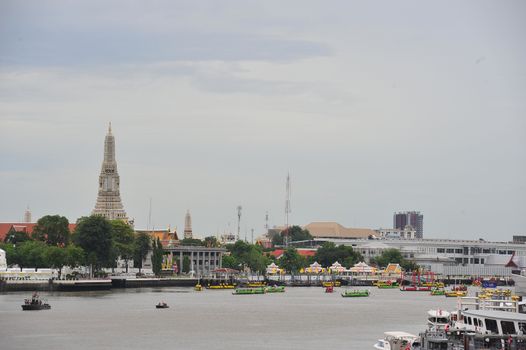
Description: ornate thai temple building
92,123,128,221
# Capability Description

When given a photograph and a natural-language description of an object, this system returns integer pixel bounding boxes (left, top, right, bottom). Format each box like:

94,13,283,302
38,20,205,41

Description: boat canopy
383,331,419,340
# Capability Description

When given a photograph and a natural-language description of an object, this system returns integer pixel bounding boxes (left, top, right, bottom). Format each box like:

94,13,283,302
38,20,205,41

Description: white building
297,237,526,277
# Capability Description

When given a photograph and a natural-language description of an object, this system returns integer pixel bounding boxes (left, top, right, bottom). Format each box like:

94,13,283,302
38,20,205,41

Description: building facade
92,124,128,221
394,211,423,238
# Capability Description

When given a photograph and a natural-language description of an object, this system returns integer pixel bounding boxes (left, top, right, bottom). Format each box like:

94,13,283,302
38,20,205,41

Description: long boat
445,290,467,297
377,281,399,289
341,289,370,297
400,285,432,292
232,287,266,295
430,288,445,296
265,286,285,293
207,283,236,289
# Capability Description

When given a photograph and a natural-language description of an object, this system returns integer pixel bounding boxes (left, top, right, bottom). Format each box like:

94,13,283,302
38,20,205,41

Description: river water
0,286,462,350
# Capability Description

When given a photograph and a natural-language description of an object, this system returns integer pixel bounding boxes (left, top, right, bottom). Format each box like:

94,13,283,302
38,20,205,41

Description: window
437,248,445,253
474,258,479,264
483,249,491,254
508,250,514,255
480,259,485,264
518,322,526,334
446,248,454,253
473,318,479,327
467,317,472,325
485,319,498,333
455,249,463,254
501,321,516,334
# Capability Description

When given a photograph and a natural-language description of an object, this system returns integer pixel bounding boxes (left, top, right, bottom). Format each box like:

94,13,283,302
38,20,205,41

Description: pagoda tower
184,210,193,239
92,123,128,221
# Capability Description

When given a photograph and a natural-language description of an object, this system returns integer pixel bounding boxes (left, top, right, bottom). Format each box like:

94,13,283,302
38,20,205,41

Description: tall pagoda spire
92,124,128,221
184,210,193,239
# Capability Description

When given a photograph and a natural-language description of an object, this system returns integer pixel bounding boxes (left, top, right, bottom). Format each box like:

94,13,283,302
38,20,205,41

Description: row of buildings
3,125,524,278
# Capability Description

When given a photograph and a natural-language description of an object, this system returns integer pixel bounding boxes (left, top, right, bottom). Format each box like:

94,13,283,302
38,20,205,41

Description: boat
430,288,445,296
247,281,266,287
377,281,399,289
373,331,419,350
400,285,431,292
207,283,236,289
194,284,203,291
265,286,285,293
451,284,467,291
232,287,266,295
155,302,169,309
21,293,51,311
444,290,467,297
322,281,341,288
325,285,334,293
341,289,370,297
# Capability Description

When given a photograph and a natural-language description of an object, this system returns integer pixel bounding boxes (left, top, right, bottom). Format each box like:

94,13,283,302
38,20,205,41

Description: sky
1,1,525,241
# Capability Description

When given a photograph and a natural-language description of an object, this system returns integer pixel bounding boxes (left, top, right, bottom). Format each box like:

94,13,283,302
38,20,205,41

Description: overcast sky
1,1,525,241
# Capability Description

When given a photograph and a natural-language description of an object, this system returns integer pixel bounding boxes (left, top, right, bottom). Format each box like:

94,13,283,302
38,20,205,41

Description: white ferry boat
373,331,420,350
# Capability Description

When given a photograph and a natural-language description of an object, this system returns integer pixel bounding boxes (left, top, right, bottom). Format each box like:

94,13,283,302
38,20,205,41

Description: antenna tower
237,205,242,241
284,173,292,247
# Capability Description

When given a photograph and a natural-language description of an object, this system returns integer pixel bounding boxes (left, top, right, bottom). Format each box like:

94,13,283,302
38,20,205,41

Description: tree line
1,215,153,277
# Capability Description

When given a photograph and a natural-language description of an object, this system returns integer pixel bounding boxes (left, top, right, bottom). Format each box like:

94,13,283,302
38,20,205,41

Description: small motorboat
21,292,51,311
194,284,203,291
156,302,169,309
325,285,334,293
341,289,370,297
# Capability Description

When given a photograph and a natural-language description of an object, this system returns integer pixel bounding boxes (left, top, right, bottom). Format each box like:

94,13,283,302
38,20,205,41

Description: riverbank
0,277,199,292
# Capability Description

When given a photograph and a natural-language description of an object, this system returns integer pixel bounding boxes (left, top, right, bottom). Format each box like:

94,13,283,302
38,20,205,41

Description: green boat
341,289,370,297
232,287,266,295
265,286,285,293
430,288,445,296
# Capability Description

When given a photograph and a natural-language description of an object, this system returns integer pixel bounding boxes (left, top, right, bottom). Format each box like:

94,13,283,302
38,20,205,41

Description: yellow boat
207,283,236,289
322,281,341,288
445,290,467,297
247,282,266,287
194,284,203,291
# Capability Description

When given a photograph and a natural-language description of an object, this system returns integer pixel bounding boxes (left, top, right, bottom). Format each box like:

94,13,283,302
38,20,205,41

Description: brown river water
0,286,462,350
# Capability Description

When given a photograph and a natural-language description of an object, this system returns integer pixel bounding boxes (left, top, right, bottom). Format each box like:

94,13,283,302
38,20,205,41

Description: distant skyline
1,1,525,240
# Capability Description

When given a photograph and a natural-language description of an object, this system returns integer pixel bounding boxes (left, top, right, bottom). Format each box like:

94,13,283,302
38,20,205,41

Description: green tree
225,241,269,273
134,232,151,273
65,245,85,269
313,242,363,268
221,254,238,270
182,255,191,273
32,215,70,246
272,225,313,246
371,248,404,268
203,236,221,248
151,238,164,277
73,215,114,271
16,241,48,268
180,238,203,246
4,228,31,244
110,220,135,272
279,247,307,274
43,246,67,278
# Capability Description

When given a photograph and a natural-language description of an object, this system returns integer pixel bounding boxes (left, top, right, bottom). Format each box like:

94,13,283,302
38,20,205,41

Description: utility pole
237,205,242,241
251,228,254,244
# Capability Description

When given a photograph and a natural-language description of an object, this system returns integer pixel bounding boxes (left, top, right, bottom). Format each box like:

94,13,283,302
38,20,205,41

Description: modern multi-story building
394,211,423,238
92,124,128,221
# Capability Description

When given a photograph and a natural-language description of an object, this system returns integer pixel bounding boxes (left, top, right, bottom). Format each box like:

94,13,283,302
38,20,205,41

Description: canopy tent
304,261,324,274
266,262,282,275
328,261,346,273
350,261,377,274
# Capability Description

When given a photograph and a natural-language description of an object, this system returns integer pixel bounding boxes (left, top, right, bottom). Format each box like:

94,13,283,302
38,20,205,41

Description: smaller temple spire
184,210,193,239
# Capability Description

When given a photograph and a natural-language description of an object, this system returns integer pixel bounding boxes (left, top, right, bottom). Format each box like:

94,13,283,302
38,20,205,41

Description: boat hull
21,304,51,311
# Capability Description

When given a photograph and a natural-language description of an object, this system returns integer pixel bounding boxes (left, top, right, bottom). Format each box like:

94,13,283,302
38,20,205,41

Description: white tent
266,262,281,275
305,261,323,274
350,261,377,274
329,261,346,273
